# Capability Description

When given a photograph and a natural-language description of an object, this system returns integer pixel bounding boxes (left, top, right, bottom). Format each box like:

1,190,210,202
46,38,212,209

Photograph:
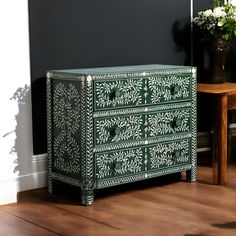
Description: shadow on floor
212,221,236,229
18,172,182,206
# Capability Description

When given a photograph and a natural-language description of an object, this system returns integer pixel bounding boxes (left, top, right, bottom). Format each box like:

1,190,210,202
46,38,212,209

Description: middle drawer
94,107,191,146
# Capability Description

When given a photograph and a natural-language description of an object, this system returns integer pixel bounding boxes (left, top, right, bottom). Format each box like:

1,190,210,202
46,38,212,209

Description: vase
207,38,230,84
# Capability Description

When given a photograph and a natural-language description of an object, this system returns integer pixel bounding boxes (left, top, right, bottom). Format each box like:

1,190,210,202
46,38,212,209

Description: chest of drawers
46,64,197,205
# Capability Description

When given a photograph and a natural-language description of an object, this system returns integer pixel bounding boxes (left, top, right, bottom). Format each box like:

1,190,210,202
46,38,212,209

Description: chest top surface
49,64,195,78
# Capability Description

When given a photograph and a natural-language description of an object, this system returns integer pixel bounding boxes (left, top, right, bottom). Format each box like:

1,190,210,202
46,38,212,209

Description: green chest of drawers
46,64,197,205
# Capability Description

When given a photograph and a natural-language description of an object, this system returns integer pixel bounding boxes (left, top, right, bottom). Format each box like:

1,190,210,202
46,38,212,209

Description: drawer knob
173,151,181,159
170,85,179,95
114,162,122,170
114,127,121,135
172,118,182,128
115,89,122,97
109,89,122,100
110,126,121,137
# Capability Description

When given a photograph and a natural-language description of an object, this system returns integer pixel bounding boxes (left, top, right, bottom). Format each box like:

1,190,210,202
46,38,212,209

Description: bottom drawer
147,139,191,170
95,139,191,181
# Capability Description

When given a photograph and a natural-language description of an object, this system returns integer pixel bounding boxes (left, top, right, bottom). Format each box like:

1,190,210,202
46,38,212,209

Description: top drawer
94,75,192,110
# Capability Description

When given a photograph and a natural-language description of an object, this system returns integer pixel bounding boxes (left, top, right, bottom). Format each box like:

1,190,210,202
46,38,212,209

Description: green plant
193,1,236,41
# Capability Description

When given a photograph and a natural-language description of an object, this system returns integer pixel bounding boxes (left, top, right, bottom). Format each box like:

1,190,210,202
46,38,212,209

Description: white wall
0,0,47,205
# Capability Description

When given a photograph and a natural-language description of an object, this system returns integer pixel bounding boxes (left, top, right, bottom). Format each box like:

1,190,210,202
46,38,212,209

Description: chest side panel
51,79,81,178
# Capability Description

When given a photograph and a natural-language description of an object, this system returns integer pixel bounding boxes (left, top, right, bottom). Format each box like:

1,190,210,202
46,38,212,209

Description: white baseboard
229,123,236,129
0,154,48,205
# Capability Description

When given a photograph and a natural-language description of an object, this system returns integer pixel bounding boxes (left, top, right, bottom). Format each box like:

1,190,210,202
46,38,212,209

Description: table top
197,82,236,95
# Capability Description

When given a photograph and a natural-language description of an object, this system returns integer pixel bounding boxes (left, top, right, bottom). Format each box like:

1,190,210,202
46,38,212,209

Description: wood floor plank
2,202,122,236
1,165,236,236
0,210,59,236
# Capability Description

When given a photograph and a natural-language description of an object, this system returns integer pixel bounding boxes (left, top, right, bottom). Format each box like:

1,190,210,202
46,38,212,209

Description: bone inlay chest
46,64,197,205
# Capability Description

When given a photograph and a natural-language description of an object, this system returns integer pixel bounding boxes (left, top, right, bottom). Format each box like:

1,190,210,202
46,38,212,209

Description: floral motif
95,115,143,144
96,149,143,179
95,108,191,145
53,82,81,174
149,140,190,169
95,79,143,109
148,76,190,103
95,76,191,110
147,109,190,137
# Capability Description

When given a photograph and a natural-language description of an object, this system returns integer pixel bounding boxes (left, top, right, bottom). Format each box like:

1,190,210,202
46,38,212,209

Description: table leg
213,94,227,184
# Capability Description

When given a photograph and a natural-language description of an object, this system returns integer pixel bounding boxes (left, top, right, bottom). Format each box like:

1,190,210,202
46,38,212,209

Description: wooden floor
1,165,236,236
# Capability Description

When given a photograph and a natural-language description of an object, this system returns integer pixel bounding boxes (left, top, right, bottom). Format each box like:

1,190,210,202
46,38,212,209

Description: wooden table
197,82,236,184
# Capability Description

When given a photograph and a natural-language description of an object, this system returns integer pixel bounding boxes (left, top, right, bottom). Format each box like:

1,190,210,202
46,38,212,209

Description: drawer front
94,75,191,110
94,78,144,110
94,108,191,146
95,148,145,180
147,139,191,170
147,75,191,104
95,139,191,181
